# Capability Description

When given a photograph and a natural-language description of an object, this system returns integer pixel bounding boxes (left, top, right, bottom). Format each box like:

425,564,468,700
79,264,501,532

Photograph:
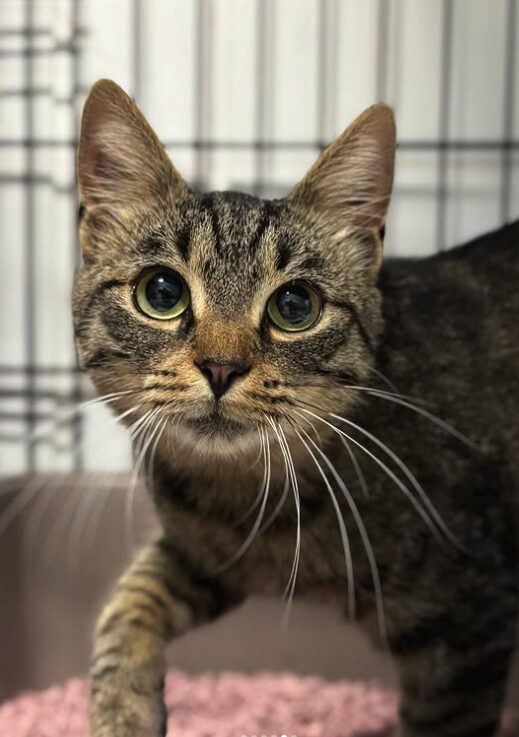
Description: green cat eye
267,281,322,332
134,268,190,320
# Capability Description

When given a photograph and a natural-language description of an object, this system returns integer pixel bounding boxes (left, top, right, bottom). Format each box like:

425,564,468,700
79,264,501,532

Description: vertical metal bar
24,0,36,470
253,0,269,196
500,0,517,222
390,0,403,112
376,0,390,101
376,0,392,242
436,0,453,252
317,0,339,150
132,0,142,103
316,0,328,149
194,0,212,189
71,0,83,470
329,0,340,137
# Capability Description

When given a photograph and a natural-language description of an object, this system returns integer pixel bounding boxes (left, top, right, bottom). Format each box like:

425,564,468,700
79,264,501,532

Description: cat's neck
154,428,299,488
150,424,341,522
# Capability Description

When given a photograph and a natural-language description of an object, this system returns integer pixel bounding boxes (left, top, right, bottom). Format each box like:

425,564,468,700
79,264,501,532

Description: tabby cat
74,80,518,737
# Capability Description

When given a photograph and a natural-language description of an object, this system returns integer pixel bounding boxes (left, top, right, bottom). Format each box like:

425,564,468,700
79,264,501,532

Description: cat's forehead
146,191,319,314
180,190,307,262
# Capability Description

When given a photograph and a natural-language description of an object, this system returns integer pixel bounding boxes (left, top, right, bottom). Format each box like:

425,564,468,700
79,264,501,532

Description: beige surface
0,475,517,707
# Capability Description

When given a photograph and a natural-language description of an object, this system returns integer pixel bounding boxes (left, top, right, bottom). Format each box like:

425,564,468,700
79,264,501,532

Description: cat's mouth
183,408,249,439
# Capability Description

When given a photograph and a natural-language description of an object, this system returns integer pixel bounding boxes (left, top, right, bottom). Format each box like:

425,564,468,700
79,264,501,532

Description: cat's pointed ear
78,79,188,215
287,104,396,272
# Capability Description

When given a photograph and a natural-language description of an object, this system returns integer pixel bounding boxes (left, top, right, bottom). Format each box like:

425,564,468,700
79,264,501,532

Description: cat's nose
195,359,251,399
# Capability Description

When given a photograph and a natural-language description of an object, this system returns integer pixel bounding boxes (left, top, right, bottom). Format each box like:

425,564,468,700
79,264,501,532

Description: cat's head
73,80,395,458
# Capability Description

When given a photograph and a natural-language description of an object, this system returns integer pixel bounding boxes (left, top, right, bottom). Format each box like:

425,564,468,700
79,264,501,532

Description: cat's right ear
287,104,396,275
77,79,188,219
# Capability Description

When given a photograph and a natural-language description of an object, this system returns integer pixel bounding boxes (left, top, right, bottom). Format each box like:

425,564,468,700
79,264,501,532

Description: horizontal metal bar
0,365,82,374
0,175,74,192
0,178,505,201
0,87,87,102
0,42,80,58
0,27,87,36
0,138,518,151
0,434,76,449
0,433,36,443
0,388,85,401
0,411,62,422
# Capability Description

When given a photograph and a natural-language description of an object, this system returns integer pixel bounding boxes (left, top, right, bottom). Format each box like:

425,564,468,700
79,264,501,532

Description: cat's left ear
287,104,396,273
78,79,188,217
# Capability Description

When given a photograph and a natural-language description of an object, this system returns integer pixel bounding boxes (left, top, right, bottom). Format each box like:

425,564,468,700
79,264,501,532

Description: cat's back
378,220,519,476
380,218,519,317
379,219,519,370
437,218,519,301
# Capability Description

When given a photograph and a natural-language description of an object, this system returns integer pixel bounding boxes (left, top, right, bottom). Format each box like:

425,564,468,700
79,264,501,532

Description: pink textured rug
0,671,517,737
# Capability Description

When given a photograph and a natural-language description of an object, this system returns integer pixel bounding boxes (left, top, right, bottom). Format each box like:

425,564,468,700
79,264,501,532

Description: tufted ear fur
77,79,188,218
287,104,396,274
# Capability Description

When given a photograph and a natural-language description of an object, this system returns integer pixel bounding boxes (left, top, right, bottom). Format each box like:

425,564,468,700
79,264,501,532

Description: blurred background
0,0,518,705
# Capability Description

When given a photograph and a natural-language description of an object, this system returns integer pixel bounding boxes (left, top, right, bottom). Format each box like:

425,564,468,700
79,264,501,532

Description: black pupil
276,285,312,325
145,272,182,312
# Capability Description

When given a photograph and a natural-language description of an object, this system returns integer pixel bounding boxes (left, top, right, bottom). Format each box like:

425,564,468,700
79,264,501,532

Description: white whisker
338,433,370,499
145,414,168,488
271,420,301,627
294,407,446,546
125,408,162,552
364,388,478,450
331,383,425,405
298,425,387,645
81,473,122,552
8,387,146,452
42,473,85,568
259,466,290,534
368,365,401,395
321,380,476,449
294,411,323,446
28,389,140,443
62,406,141,570
292,423,356,622
217,424,272,569
329,411,465,549
21,474,71,574
0,475,49,537
66,470,99,573
235,425,268,526
246,424,266,471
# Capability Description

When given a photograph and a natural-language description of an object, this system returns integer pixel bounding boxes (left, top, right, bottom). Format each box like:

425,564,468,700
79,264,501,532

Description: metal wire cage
0,0,518,475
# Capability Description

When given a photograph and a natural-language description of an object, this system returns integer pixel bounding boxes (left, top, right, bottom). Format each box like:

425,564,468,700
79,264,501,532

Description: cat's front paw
91,687,167,737
91,717,166,737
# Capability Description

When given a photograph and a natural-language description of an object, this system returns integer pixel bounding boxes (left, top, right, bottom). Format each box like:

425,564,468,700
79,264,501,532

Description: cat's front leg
90,538,243,737
392,606,516,737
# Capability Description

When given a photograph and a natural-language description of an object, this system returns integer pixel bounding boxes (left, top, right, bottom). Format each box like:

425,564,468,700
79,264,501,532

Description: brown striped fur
75,80,518,737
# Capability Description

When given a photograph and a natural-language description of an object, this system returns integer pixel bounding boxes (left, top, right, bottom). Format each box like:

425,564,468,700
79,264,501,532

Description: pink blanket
0,671,517,737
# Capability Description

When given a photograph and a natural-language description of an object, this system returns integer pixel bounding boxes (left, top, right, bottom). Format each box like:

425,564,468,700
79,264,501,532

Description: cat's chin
184,412,247,438
168,410,257,459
